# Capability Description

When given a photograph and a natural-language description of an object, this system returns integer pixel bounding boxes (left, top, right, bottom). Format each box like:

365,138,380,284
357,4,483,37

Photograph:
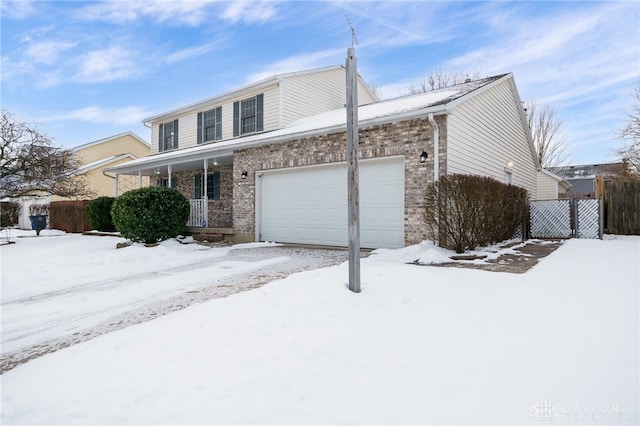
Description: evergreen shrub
86,197,116,231
111,187,190,244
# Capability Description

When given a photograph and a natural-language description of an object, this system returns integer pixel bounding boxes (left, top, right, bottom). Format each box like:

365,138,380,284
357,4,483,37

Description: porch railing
188,199,207,227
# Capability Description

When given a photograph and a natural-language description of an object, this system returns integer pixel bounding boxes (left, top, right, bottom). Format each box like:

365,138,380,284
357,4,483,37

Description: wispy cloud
75,46,145,83
220,1,279,24
41,105,152,126
25,40,78,65
166,40,226,64
75,0,216,26
0,0,37,20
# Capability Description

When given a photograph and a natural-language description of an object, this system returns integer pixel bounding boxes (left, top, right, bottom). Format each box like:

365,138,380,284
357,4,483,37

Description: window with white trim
233,94,263,136
158,119,178,152
197,107,222,144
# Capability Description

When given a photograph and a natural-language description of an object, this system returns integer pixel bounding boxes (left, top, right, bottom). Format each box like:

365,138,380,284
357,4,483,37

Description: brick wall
173,164,233,228
233,116,447,245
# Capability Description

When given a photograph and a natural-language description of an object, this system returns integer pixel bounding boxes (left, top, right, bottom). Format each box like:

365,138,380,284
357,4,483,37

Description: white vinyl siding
279,68,376,127
147,67,375,155
446,79,537,197
177,114,197,150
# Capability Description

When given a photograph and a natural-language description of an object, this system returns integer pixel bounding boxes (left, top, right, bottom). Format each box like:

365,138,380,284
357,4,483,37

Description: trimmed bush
111,187,190,244
86,197,116,231
0,201,21,227
424,174,529,253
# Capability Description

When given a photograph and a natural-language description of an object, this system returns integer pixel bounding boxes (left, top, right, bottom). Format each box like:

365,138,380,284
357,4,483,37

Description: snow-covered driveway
1,235,638,425
1,232,348,372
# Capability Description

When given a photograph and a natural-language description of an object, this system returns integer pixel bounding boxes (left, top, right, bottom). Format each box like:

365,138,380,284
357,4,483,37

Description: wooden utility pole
346,47,361,293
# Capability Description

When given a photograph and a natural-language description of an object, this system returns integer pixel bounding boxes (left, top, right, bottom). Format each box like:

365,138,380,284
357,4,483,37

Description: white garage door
258,158,404,249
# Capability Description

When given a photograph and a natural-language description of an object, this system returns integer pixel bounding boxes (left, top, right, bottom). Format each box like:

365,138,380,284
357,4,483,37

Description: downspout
428,112,439,182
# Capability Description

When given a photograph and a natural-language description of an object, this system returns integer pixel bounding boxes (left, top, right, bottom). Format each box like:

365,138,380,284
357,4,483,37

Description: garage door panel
259,159,404,249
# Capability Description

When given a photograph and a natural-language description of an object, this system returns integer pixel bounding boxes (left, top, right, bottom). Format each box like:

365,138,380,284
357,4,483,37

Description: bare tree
524,100,573,169
365,82,382,101
0,109,91,198
618,83,640,176
406,69,482,94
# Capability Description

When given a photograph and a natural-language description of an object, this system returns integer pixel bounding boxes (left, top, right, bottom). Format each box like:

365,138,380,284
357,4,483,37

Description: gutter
428,112,440,182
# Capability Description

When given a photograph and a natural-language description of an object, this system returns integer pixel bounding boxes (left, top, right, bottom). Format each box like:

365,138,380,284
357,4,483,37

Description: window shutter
173,119,179,149
256,94,263,132
171,176,177,189
158,123,164,152
197,113,203,144
215,106,222,140
233,101,240,137
194,174,202,199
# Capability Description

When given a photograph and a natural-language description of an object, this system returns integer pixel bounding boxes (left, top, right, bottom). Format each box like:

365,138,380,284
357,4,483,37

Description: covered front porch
106,149,244,242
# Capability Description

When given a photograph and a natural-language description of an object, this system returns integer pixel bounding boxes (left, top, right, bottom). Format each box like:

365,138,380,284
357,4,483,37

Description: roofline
110,71,526,175
444,73,511,109
107,104,449,175
77,153,139,173
71,132,150,152
142,65,346,125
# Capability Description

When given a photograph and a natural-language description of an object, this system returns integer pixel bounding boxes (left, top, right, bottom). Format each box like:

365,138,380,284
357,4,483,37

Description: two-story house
108,65,539,249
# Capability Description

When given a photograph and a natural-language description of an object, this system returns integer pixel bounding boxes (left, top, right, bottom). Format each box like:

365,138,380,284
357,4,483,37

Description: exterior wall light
241,171,248,179
419,151,428,163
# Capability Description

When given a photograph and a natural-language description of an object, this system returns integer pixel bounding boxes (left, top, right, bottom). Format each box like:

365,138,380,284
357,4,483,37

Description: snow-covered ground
1,232,638,425
0,230,348,370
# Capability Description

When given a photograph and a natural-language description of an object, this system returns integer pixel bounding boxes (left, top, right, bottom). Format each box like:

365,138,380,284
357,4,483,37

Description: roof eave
108,104,449,175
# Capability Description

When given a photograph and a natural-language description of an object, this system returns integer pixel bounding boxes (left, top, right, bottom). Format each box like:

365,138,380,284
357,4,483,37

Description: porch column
203,159,208,227
168,164,173,188
115,173,119,197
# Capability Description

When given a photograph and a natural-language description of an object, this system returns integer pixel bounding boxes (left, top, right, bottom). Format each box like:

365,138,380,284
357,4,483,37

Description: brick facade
233,116,447,245
173,165,233,228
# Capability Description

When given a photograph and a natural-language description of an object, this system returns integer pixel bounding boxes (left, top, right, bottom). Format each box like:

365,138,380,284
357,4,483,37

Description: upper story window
197,107,222,144
158,119,178,152
233,94,263,137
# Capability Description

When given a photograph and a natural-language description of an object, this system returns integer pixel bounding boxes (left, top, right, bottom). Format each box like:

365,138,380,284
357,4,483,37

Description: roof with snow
108,73,510,174
550,163,626,179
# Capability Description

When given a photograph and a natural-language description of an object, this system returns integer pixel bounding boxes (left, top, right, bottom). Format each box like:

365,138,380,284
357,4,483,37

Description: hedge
111,187,190,244
424,174,529,253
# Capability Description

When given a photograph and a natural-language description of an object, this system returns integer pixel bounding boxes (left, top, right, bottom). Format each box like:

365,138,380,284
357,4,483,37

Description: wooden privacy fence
604,181,640,235
49,200,92,233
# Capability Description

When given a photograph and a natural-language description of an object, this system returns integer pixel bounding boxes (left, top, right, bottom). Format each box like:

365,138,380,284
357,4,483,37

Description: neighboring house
107,66,539,249
51,132,151,202
550,163,626,198
536,169,571,200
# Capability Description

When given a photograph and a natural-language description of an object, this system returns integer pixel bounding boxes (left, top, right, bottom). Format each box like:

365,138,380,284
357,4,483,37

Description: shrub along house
107,66,539,249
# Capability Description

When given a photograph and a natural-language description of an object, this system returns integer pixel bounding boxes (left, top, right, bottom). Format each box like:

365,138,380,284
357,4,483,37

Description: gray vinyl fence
530,199,603,239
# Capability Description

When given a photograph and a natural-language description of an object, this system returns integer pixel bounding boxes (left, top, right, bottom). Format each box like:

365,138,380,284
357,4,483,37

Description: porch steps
185,227,234,243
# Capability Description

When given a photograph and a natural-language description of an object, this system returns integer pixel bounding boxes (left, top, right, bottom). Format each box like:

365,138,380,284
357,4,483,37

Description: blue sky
2,0,638,165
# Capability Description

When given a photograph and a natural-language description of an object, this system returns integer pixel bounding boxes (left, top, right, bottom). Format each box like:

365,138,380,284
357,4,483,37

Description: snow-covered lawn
1,230,348,370
1,233,638,425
